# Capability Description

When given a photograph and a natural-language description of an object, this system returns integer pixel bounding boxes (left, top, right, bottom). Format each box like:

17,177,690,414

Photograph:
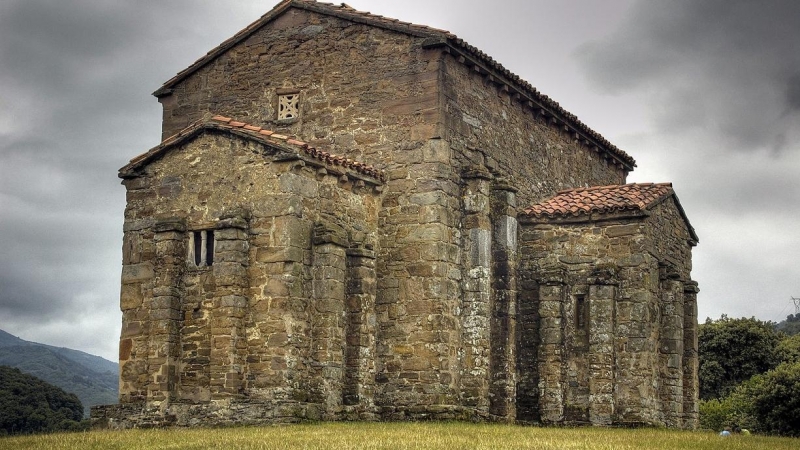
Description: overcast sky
1,0,798,362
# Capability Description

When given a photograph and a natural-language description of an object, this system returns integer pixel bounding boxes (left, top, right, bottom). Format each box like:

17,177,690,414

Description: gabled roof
522,183,698,243
119,114,385,182
152,0,635,170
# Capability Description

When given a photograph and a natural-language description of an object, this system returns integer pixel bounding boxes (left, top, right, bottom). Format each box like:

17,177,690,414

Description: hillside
0,329,118,416
0,366,85,435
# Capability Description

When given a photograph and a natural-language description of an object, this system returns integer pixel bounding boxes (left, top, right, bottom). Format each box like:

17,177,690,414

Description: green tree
777,334,800,364
698,316,783,400
0,365,86,435
775,313,800,336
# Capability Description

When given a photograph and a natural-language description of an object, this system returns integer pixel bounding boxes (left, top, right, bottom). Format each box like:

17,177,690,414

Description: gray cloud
0,0,265,359
785,73,800,114
578,0,800,322
577,0,800,154
1,0,798,361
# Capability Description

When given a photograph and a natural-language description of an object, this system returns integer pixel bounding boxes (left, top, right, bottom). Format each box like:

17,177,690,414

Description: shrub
742,362,800,436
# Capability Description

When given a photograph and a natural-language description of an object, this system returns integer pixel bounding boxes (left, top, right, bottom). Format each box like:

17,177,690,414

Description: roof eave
519,209,648,226
435,39,636,171
119,119,385,184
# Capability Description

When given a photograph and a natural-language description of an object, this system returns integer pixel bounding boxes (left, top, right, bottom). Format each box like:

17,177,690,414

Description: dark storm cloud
577,0,800,154
576,0,800,321
0,0,264,358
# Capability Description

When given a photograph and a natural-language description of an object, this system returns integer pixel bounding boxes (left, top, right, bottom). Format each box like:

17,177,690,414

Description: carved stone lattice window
278,94,299,120
188,230,214,267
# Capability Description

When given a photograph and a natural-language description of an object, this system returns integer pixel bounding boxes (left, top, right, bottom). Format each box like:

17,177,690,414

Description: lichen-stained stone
97,1,698,430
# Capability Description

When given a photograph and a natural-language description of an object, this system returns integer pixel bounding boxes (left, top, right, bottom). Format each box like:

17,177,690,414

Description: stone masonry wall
518,212,686,427
117,130,381,425
109,3,698,428
517,197,697,428
642,198,697,429
157,8,471,417
440,55,627,208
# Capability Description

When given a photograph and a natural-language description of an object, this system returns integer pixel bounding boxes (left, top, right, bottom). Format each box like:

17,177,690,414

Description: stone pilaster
659,275,684,427
147,218,186,405
343,246,377,413
459,172,492,411
587,276,617,425
538,271,566,423
682,281,699,429
311,220,348,418
119,220,155,403
210,215,250,399
489,183,517,420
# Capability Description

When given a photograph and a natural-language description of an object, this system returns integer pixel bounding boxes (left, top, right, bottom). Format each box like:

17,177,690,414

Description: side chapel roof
522,183,698,244
152,0,636,170
119,115,385,183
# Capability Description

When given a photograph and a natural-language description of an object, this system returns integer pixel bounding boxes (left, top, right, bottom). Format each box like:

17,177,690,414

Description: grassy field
1,422,796,450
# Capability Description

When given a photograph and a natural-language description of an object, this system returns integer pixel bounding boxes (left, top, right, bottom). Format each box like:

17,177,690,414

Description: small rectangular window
189,230,214,267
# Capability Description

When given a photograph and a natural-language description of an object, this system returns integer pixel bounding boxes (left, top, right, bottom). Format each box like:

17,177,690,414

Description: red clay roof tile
522,183,674,219
119,114,385,182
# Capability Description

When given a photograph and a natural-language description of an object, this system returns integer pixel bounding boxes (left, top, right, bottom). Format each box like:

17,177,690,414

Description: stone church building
95,0,700,428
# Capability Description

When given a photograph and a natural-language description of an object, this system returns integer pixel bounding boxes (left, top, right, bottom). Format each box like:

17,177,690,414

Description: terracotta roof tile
153,0,635,170
119,114,385,182
522,183,674,219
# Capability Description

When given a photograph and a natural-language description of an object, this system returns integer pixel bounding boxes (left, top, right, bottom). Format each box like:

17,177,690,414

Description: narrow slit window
189,230,214,267
205,230,214,266
576,295,587,330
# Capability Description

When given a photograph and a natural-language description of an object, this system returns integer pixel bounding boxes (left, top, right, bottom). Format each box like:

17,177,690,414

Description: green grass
0,422,796,450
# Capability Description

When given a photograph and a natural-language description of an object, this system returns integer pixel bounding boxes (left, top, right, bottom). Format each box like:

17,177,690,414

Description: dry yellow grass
1,422,796,450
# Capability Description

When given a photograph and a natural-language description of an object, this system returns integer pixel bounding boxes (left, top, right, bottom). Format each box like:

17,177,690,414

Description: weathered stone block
121,263,154,284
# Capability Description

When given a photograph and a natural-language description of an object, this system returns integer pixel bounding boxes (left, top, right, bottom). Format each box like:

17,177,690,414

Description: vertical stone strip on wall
682,281,699,429
459,172,492,413
147,218,186,407
489,183,518,420
587,276,616,425
538,270,566,423
210,214,250,399
248,188,311,411
343,246,377,416
658,273,684,428
119,217,155,404
614,255,658,425
375,138,460,417
311,220,348,419
515,222,542,422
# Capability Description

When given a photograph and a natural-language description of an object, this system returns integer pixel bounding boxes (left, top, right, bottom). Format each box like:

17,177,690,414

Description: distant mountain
0,329,118,417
